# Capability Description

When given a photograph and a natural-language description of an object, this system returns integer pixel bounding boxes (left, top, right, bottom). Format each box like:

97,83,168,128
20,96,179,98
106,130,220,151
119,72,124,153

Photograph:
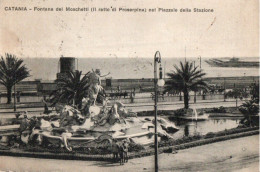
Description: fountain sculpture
19,70,179,152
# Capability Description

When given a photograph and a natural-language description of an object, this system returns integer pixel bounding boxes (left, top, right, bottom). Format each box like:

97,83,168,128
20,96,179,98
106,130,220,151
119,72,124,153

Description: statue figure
87,69,103,106
81,97,90,116
59,105,85,127
108,103,121,125
114,102,137,118
96,98,110,125
81,69,106,116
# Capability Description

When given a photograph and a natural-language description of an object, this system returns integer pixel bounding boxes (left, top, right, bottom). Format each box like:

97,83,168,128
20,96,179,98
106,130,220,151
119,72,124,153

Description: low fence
108,93,227,104
0,93,227,104
0,95,42,104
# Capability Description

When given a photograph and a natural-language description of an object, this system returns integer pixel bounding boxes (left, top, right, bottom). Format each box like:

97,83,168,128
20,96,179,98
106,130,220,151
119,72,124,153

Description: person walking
119,143,125,165
112,140,119,163
42,96,51,114
123,91,127,99
123,140,129,163
130,91,134,103
17,91,21,103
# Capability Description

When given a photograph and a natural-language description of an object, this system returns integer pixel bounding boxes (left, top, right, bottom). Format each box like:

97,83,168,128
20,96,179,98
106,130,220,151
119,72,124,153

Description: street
0,135,258,172
130,99,243,112
0,99,244,115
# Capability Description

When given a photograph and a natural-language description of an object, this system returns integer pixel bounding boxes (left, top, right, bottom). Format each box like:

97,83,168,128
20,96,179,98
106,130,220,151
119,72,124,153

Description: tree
250,83,259,103
50,70,105,109
239,83,259,127
226,88,248,99
165,61,208,109
0,54,30,104
50,70,89,107
239,100,259,127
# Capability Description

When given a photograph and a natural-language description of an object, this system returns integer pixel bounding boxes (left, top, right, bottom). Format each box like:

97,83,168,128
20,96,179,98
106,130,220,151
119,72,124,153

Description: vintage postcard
0,0,259,171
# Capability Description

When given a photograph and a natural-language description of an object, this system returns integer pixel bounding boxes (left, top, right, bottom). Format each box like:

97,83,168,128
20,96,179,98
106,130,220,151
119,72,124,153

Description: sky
0,0,259,58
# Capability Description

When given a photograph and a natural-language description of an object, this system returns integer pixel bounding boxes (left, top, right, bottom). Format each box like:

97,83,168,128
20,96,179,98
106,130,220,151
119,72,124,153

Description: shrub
128,142,145,152
209,106,227,113
204,132,216,139
173,108,191,117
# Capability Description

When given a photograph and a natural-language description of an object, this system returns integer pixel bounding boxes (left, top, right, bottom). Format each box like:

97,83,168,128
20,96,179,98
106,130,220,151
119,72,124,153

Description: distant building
56,56,76,81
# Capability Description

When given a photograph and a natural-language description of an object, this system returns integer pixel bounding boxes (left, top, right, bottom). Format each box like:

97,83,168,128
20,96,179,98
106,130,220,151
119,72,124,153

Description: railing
0,93,248,105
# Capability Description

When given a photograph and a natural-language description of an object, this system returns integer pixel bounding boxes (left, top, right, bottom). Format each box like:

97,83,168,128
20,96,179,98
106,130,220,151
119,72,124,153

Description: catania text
4,7,53,11
4,7,214,12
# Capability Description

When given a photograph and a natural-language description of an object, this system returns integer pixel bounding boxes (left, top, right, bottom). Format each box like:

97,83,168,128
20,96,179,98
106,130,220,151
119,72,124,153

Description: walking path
0,99,243,115
0,99,243,135
0,135,258,172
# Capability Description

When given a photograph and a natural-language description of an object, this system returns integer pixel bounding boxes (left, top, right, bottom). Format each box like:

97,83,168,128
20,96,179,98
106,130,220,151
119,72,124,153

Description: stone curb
0,128,258,161
128,128,259,159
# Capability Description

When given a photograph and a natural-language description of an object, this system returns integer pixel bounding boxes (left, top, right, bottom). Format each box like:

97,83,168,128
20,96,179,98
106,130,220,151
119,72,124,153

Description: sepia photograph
0,0,259,171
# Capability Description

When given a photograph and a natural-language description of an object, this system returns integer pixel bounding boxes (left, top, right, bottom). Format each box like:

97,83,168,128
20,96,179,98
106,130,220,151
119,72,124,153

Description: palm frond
165,61,208,108
0,54,30,103
49,70,92,107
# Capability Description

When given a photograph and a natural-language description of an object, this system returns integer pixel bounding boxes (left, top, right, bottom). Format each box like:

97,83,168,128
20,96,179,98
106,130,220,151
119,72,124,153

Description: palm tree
0,54,30,104
239,83,259,127
165,61,208,109
239,100,259,127
50,70,90,107
250,83,259,103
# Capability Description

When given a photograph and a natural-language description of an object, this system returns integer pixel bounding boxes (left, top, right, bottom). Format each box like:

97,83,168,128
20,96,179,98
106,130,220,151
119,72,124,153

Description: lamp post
193,61,196,103
199,56,201,71
14,72,16,112
154,51,165,172
224,77,226,102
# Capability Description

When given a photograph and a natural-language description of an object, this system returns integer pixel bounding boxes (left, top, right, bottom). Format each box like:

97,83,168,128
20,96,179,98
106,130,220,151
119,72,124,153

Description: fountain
18,70,179,152
177,108,209,121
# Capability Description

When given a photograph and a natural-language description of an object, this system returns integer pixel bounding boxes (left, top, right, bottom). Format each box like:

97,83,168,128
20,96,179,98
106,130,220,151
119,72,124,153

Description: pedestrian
112,140,119,163
17,91,21,103
123,140,129,163
130,92,134,103
42,96,51,114
119,143,124,165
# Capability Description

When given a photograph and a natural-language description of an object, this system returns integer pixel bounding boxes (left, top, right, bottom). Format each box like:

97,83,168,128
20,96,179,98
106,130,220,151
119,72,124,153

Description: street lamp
224,77,226,102
158,64,165,87
14,72,16,112
154,51,164,172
